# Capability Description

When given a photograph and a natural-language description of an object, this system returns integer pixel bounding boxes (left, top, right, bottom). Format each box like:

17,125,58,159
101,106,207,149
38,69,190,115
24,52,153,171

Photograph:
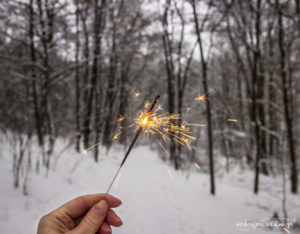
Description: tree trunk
277,0,298,193
75,1,81,152
191,0,215,195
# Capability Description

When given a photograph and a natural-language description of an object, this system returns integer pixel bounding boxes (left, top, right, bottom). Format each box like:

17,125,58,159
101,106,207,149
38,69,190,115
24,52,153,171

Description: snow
0,138,299,234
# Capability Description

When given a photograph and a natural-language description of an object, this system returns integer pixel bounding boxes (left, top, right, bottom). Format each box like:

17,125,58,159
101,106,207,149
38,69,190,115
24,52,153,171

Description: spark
144,101,151,108
187,123,206,127
283,227,290,233
194,92,208,103
132,107,197,151
82,142,100,155
117,115,125,122
134,91,141,98
194,162,201,170
156,139,168,153
112,129,122,140
227,118,238,122
164,164,174,179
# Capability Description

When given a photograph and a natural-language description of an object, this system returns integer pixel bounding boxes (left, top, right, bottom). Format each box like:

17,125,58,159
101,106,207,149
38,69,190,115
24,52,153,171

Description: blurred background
0,0,299,233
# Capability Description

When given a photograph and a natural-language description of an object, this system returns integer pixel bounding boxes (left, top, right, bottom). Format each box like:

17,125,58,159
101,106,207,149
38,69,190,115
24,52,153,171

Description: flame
142,117,148,125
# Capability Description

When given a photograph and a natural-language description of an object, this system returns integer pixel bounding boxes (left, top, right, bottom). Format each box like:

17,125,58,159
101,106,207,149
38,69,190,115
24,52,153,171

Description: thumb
74,199,108,234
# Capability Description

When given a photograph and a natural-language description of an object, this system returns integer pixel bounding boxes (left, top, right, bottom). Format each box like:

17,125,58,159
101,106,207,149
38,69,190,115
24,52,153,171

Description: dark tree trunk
191,0,215,195
83,0,105,149
29,0,43,146
253,0,262,194
102,7,118,148
75,1,81,152
162,0,179,170
277,0,298,194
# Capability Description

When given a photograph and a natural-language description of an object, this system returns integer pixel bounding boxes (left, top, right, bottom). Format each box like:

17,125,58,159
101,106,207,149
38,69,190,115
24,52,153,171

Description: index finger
56,193,122,219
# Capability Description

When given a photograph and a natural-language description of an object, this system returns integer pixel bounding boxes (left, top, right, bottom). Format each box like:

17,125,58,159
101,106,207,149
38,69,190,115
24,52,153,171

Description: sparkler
105,95,160,196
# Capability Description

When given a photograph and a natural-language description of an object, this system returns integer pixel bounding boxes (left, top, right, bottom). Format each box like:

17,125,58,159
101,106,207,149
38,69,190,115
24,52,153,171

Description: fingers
98,222,112,234
73,199,108,234
58,193,122,219
106,209,123,227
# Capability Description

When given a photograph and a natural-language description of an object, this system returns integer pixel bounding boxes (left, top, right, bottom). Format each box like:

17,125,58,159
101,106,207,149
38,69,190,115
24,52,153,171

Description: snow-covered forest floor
0,137,299,234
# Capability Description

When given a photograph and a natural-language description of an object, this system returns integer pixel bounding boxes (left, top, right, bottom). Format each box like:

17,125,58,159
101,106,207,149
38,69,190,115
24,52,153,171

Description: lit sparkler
105,95,160,196
132,109,197,150
106,94,202,195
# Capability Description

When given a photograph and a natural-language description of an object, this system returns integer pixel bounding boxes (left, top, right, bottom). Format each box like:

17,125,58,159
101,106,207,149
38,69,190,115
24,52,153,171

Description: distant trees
0,0,298,195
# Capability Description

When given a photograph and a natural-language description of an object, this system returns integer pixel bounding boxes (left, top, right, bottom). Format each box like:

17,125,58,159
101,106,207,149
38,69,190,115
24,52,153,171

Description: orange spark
227,118,238,122
142,117,148,125
133,106,198,150
82,142,100,155
194,92,208,103
194,162,201,170
112,128,122,140
117,115,125,122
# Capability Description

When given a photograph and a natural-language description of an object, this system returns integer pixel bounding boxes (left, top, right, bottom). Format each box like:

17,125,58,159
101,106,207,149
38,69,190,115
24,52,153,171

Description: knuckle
83,214,98,227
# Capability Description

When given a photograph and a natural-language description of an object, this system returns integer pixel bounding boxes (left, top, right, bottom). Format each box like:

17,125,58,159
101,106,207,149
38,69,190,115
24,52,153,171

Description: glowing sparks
142,117,148,125
227,118,238,122
133,105,197,150
144,101,151,108
82,143,100,155
134,91,141,98
283,227,290,233
193,162,201,170
117,115,125,122
112,128,122,140
194,92,208,103
187,123,206,127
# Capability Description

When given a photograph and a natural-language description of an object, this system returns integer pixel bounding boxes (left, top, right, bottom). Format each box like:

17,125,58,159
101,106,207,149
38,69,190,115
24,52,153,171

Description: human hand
37,194,123,234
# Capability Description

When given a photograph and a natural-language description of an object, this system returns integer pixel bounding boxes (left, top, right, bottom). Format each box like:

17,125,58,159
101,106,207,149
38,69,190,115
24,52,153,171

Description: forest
0,0,299,233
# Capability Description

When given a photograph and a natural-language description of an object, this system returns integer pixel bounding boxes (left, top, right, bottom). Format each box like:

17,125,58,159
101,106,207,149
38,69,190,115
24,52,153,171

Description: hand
37,194,123,234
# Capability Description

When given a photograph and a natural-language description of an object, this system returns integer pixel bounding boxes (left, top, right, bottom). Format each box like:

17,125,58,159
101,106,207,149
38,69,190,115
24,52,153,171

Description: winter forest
0,0,299,233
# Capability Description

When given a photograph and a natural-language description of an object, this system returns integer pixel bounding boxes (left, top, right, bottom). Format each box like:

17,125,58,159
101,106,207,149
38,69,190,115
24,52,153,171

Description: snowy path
0,142,299,234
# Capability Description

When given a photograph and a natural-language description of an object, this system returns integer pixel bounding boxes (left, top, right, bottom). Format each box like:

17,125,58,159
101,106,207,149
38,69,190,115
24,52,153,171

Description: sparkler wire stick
105,95,160,196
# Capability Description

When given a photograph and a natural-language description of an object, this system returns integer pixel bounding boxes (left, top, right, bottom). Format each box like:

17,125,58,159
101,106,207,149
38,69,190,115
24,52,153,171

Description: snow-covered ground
0,138,299,234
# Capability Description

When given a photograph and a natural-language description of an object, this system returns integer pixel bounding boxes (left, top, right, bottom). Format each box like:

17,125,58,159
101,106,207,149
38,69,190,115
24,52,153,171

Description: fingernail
103,225,112,234
116,216,123,225
94,200,108,216
107,194,122,205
